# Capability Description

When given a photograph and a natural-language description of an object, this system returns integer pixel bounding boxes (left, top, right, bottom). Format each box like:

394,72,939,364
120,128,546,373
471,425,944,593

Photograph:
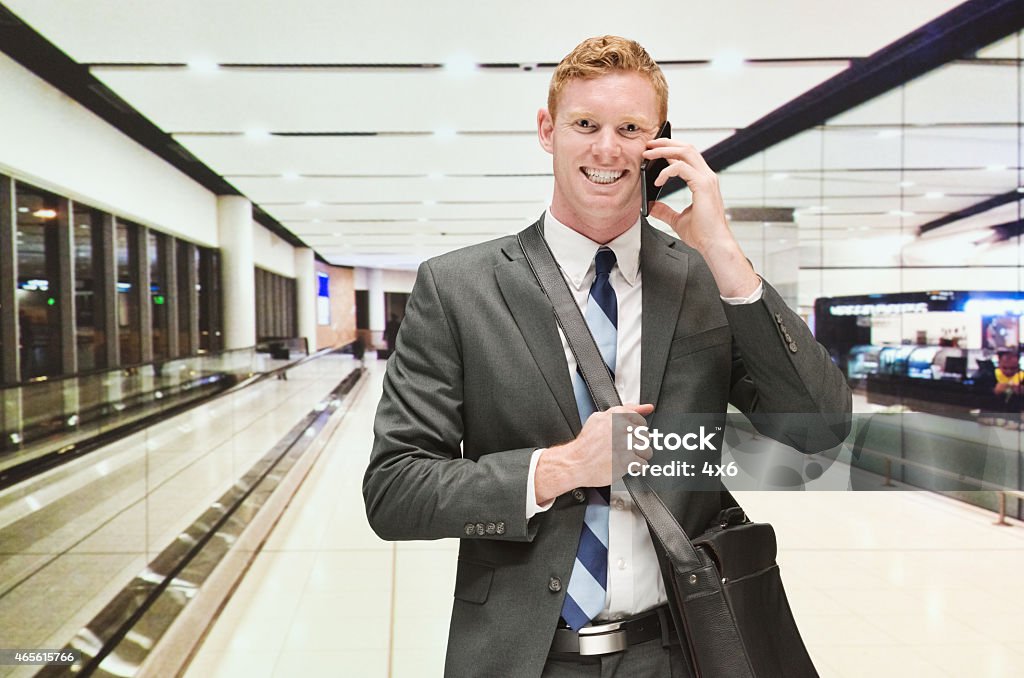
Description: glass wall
709,30,1023,514
74,204,107,372
15,183,63,380
714,30,1023,394
1,176,221,386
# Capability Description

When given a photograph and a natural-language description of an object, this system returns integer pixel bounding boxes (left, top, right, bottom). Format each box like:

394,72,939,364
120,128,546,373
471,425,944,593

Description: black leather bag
518,220,818,678
628,484,818,678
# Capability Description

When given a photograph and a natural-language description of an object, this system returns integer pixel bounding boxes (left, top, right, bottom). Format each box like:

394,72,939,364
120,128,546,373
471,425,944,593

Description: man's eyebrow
561,109,596,120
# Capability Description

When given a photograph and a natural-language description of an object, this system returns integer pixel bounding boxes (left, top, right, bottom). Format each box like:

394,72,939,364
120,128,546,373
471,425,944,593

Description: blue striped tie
561,246,617,631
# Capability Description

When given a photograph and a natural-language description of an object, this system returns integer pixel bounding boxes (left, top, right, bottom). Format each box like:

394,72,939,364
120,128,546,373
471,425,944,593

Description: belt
549,606,676,656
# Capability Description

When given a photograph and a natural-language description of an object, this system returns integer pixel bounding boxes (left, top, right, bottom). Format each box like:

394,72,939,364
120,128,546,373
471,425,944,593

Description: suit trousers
541,638,692,678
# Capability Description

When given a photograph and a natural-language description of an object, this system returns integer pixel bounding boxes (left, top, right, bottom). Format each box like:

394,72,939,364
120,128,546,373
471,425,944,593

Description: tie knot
594,247,616,277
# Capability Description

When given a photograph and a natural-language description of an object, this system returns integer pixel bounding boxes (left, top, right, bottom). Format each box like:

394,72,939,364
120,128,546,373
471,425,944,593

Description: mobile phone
640,121,672,218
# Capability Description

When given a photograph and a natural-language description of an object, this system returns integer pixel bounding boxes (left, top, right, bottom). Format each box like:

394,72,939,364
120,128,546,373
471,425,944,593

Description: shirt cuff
526,448,556,519
721,280,763,305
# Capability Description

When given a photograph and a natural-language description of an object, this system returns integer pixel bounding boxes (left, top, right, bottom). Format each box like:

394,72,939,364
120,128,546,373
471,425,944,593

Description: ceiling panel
7,1,963,63
269,201,548,222
3,0,1014,270
230,175,555,203
174,134,556,175
92,64,846,133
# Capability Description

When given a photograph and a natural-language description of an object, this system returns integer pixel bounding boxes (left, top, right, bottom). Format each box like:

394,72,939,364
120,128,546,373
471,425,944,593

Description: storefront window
15,183,62,380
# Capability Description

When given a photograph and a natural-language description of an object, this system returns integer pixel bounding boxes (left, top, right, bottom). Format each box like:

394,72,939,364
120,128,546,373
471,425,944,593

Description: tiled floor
186,362,1024,677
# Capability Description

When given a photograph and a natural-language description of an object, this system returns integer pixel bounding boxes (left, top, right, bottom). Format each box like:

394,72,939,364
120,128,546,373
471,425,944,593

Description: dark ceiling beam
662,0,1024,197
917,189,1023,235
0,3,320,260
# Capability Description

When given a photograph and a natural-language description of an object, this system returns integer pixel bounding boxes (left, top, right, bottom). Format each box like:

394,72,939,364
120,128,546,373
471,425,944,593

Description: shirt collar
543,209,641,290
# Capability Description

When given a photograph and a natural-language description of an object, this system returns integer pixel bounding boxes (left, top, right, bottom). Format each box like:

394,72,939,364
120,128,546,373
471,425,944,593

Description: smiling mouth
582,168,626,185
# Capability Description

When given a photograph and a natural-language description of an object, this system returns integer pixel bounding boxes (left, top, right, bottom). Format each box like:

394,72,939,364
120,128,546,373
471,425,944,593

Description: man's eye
623,124,639,133
577,119,592,129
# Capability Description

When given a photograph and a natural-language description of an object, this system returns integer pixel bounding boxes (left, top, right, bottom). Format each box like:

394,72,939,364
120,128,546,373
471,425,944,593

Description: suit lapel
640,223,689,408
496,223,581,435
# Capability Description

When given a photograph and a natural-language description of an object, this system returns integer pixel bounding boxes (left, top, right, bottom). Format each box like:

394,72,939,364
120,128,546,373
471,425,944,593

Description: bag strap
517,219,622,415
517,217,704,574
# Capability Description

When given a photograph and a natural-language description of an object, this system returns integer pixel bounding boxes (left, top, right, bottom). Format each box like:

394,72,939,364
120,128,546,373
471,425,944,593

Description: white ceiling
6,0,1020,270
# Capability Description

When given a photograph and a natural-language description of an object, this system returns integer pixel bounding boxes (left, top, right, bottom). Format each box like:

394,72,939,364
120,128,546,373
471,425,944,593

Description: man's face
999,352,1019,374
537,72,661,242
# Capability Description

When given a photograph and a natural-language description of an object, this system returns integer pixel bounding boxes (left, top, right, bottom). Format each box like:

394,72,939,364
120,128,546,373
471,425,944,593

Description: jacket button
783,333,793,343
571,488,586,503
789,342,798,353
548,577,562,592
774,313,783,324
496,522,505,535
475,523,485,536
485,522,496,535
464,523,475,536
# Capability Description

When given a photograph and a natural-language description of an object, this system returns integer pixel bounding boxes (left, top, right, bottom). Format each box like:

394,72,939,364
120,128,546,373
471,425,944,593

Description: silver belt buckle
577,620,627,656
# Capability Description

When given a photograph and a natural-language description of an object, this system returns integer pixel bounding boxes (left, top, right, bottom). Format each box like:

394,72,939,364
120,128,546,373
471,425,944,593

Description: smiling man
364,36,850,678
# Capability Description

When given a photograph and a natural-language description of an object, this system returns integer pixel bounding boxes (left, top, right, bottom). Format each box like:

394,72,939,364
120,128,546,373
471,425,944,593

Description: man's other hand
534,404,654,505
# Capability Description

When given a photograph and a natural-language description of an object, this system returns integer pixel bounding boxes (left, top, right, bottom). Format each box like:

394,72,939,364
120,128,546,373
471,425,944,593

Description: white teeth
583,168,624,184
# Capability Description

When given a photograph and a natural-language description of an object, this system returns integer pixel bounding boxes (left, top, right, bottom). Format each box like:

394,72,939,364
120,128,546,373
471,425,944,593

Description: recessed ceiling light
423,200,436,206
888,209,915,217
244,128,270,141
305,200,321,207
770,173,789,181
444,53,477,77
1017,186,1024,193
282,172,300,181
187,59,219,75
33,209,57,219
924,191,944,199
876,129,901,139
899,180,916,188
17,206,28,213
434,127,457,141
710,51,744,72
427,173,443,180
985,164,1007,171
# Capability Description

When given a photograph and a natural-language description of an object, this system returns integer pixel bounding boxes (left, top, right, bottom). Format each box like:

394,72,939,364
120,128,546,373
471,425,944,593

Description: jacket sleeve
362,259,539,542
724,279,852,452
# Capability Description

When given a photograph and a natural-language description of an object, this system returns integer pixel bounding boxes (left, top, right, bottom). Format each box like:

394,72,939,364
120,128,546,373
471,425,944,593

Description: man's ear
537,108,554,154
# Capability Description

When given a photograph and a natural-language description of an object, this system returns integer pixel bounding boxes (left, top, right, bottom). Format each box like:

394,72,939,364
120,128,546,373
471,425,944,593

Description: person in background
992,349,1023,426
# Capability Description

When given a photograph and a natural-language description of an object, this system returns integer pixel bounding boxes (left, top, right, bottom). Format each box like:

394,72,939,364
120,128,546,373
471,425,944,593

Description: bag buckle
716,506,747,529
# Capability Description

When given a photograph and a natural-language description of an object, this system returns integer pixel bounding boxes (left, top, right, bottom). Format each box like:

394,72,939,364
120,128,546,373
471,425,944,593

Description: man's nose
590,128,621,160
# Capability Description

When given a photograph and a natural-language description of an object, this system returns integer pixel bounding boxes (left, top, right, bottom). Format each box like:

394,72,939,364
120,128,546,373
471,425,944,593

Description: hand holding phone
640,121,672,218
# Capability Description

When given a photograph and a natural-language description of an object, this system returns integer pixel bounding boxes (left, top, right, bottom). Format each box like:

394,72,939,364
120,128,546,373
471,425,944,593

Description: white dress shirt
525,209,762,621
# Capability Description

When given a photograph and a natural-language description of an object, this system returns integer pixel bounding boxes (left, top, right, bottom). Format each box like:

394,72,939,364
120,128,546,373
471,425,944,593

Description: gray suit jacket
363,219,851,678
